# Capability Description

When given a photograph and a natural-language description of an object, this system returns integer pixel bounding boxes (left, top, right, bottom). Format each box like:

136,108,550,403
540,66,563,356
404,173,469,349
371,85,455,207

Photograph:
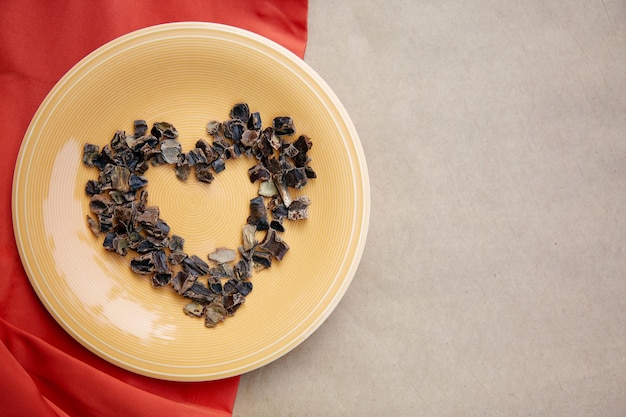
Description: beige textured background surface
234,1,626,415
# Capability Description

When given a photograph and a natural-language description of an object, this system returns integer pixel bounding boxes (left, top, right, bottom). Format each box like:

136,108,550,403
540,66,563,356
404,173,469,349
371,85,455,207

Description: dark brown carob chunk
248,164,271,183
82,143,100,166
129,252,157,274
151,121,178,140
273,117,295,135
168,235,185,252
288,196,311,220
175,155,191,181
229,102,250,122
152,272,172,288
195,163,214,183
182,255,210,276
259,229,290,261
247,196,269,231
223,119,245,142
183,281,215,303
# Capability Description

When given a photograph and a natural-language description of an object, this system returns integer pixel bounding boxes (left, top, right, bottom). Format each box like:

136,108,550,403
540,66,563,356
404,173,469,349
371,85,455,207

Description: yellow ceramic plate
12,22,369,381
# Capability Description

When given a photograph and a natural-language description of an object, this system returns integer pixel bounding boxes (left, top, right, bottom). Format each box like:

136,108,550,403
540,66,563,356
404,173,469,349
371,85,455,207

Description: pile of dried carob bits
82,103,316,327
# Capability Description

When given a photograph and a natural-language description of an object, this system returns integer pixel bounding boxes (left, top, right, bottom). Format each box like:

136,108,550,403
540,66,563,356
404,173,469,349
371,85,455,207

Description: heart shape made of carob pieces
82,102,316,328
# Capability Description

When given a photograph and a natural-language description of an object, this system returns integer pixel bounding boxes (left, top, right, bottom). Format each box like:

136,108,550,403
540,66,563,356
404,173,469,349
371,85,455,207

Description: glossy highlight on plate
12,22,369,381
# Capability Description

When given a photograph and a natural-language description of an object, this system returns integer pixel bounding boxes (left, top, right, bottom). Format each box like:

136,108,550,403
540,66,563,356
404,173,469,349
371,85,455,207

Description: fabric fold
0,318,236,417
0,330,57,417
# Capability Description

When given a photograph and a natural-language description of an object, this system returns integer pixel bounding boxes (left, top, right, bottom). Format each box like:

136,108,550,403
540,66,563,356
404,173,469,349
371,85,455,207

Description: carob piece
273,116,295,135
229,102,250,123
258,229,290,261
247,196,269,231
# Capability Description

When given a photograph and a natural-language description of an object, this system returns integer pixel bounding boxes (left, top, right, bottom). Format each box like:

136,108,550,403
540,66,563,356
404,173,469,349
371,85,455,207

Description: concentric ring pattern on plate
12,22,369,381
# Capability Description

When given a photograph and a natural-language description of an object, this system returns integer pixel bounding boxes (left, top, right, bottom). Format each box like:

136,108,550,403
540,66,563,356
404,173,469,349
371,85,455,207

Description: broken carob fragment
208,247,237,264
287,196,311,220
183,255,210,276
273,117,295,135
259,229,290,261
248,164,271,183
229,102,250,122
205,301,228,328
83,143,100,166
247,196,269,231
151,121,178,139
129,252,157,274
184,302,205,317
183,281,215,303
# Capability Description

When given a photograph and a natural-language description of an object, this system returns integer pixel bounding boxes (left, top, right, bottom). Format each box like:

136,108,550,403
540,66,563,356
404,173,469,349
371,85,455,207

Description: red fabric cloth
0,1,308,416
